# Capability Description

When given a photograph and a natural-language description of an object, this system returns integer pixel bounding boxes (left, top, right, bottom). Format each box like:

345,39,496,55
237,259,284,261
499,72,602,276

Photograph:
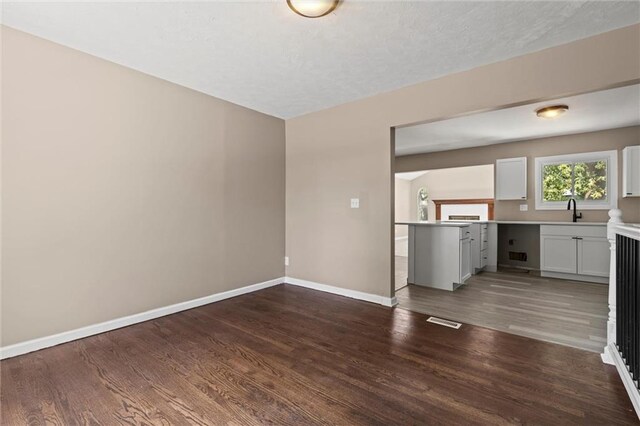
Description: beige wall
394,178,411,237
397,126,640,223
286,24,640,298
408,165,494,221
1,27,286,346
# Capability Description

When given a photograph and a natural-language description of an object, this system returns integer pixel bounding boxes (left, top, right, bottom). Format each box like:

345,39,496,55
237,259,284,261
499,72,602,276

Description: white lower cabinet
540,235,578,274
577,237,610,277
408,224,472,291
540,225,609,283
460,237,472,282
470,223,494,274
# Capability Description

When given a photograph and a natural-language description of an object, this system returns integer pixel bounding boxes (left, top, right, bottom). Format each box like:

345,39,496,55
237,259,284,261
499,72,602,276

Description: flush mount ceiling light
536,104,569,119
287,0,339,18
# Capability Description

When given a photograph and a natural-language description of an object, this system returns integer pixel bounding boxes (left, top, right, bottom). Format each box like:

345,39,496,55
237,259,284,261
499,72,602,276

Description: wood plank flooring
396,270,609,353
2,284,637,424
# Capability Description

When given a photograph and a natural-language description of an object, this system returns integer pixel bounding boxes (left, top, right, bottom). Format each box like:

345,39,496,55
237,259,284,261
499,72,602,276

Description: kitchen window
534,150,618,210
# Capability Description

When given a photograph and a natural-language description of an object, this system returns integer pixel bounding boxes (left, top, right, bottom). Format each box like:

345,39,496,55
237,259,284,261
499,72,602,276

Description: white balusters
602,209,622,364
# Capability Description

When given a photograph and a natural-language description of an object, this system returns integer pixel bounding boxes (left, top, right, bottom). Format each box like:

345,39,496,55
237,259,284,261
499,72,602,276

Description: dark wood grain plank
1,284,637,425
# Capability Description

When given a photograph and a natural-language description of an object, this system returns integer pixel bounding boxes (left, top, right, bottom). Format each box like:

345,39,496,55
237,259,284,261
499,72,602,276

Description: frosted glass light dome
287,0,339,18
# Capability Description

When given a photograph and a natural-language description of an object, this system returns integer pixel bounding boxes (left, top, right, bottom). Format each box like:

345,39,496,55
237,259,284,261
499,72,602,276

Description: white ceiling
395,84,640,156
2,1,639,119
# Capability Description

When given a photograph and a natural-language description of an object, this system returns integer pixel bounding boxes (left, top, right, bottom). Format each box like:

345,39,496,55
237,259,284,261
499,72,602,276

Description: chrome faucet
567,198,582,223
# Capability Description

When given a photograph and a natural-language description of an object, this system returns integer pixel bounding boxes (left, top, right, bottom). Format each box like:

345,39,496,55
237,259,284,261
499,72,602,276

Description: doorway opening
388,84,638,352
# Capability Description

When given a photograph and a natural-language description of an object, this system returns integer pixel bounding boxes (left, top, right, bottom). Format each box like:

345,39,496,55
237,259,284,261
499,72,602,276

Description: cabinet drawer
480,249,488,268
540,225,606,238
480,238,489,251
460,227,472,239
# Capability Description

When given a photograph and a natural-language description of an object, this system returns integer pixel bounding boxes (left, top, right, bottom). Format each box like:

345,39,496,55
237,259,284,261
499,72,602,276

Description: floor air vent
427,317,462,329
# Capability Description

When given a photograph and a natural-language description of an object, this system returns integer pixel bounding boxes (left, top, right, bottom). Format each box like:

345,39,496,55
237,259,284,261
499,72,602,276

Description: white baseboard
0,277,285,360
541,271,608,284
285,276,398,307
608,342,640,419
1,276,399,360
601,344,614,365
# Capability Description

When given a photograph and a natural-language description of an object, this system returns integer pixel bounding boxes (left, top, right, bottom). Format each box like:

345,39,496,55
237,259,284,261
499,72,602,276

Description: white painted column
602,208,622,365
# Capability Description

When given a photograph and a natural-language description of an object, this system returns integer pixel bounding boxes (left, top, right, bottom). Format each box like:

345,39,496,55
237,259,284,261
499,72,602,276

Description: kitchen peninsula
397,221,475,291
397,219,611,291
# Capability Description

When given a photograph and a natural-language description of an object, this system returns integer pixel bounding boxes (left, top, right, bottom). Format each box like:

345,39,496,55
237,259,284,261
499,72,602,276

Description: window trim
534,150,618,210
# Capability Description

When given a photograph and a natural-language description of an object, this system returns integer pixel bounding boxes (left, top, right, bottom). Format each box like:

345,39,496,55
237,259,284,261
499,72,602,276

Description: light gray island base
404,222,472,291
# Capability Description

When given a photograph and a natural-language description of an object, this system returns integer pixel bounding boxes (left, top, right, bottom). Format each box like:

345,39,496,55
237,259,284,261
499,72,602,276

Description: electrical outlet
520,204,528,211
350,198,360,208
284,256,289,266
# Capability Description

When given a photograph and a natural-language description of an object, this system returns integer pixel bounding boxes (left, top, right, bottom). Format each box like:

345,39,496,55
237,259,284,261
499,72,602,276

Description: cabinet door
540,235,577,274
470,224,481,272
459,238,472,283
496,157,527,200
623,146,640,197
577,237,610,277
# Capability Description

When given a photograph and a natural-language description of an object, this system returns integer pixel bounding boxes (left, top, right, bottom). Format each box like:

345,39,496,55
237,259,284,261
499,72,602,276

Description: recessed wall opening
390,83,640,353
394,164,494,292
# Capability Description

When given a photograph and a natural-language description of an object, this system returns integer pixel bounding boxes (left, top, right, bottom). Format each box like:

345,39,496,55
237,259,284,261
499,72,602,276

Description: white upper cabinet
623,145,640,197
495,157,527,200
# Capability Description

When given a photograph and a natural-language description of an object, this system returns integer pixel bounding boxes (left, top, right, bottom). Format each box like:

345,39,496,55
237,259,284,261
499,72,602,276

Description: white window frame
534,150,618,210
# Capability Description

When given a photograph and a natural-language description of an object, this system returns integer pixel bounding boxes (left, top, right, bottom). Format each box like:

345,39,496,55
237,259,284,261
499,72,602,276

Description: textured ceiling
2,1,639,118
395,84,640,156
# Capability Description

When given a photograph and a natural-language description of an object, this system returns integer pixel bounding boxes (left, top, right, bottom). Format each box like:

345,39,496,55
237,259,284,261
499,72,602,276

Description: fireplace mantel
433,199,495,220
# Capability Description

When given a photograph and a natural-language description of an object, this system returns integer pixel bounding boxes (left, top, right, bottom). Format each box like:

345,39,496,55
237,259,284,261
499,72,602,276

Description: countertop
490,220,607,226
395,221,471,227
396,220,607,226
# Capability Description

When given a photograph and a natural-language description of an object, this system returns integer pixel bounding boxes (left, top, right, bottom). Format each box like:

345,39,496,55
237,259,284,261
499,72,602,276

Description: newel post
602,208,622,364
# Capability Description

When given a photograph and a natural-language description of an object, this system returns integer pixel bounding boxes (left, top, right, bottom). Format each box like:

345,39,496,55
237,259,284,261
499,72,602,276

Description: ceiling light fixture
536,104,569,119
287,0,339,18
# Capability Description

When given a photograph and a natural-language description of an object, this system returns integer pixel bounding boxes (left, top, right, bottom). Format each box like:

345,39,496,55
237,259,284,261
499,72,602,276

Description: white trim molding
0,277,285,360
534,149,618,211
1,276,400,360
602,209,640,419
603,208,624,364
285,277,398,307
608,342,640,419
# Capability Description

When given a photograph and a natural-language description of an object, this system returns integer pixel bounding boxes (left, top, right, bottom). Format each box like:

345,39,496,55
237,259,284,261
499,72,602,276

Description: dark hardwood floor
1,284,638,424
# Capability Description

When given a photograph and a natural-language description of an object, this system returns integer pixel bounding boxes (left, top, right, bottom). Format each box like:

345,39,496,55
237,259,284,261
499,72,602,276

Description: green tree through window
542,160,607,202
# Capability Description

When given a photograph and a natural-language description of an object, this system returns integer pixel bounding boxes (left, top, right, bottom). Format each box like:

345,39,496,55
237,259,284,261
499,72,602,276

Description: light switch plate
520,204,528,211
284,256,289,266
350,198,360,208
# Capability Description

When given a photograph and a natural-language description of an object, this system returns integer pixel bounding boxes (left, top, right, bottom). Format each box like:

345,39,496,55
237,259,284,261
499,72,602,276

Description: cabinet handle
572,237,583,240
